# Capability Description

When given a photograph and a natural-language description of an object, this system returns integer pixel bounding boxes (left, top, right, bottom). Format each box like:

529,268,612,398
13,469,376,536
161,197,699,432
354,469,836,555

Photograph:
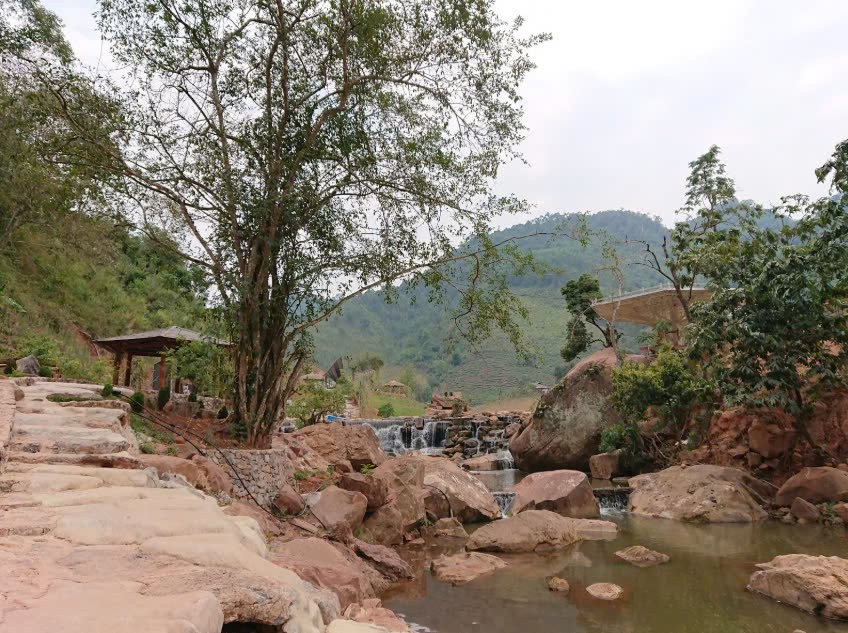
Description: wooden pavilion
93,326,230,389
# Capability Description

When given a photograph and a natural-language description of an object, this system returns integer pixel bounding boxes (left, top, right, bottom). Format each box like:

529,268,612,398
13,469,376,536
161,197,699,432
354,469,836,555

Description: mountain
312,210,669,404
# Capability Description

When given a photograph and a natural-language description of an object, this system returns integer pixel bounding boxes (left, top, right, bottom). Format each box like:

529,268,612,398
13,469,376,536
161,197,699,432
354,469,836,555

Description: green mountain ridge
313,210,669,404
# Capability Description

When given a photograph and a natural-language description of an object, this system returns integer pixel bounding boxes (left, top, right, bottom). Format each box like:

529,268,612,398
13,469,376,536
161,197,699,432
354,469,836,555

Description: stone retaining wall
208,448,294,508
0,381,17,474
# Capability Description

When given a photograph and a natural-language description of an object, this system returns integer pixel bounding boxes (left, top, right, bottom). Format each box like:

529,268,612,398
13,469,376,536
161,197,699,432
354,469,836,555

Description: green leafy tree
689,139,848,458
48,0,556,446
560,274,618,362
289,382,346,428
165,339,233,399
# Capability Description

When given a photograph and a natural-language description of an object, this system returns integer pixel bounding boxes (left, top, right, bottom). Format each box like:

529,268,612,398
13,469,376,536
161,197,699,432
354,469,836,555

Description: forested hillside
313,210,668,404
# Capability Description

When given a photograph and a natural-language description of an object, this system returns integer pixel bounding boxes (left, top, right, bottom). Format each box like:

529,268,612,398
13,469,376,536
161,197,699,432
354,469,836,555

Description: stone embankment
0,380,401,633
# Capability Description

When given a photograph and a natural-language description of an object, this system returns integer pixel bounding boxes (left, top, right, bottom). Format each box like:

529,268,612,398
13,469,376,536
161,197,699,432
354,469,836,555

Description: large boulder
188,454,233,496
224,500,285,537
372,457,427,530
361,501,404,546
294,423,386,470
416,454,500,523
461,454,510,471
339,472,388,511
308,486,368,532
271,537,374,611
466,510,582,553
16,355,41,376
775,467,848,506
589,449,623,480
509,470,599,518
747,554,848,619
273,482,306,516
430,552,506,585
509,348,644,472
628,465,772,523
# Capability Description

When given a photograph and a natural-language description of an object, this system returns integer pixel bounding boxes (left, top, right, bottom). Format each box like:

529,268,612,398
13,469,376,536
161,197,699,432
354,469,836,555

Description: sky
45,0,848,228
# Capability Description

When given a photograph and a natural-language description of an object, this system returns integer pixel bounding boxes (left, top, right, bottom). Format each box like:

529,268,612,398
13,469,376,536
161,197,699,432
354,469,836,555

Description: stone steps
0,472,106,494
9,424,131,455
15,411,124,430
6,450,142,469
4,464,157,488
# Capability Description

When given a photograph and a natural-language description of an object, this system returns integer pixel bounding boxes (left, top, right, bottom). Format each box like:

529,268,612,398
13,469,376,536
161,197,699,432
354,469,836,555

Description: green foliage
689,138,848,453
156,386,170,410
47,394,90,403
289,382,346,428
130,413,174,445
101,382,113,397
129,391,145,413
216,406,229,420
293,471,309,481
377,403,395,418
360,464,375,475
560,274,619,363
187,391,197,403
139,441,155,454
165,339,232,399
598,423,630,453
610,347,708,437
38,366,52,377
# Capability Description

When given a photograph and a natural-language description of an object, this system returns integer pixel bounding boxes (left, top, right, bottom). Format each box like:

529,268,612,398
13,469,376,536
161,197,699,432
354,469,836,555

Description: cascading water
493,491,516,517
351,419,450,456
595,488,631,514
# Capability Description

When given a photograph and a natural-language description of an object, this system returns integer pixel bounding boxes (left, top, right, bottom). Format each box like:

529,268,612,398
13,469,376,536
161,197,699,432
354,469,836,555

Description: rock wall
208,448,294,508
0,381,15,473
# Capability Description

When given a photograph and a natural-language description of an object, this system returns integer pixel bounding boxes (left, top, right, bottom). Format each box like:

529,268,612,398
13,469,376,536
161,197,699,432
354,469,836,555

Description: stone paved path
0,379,371,633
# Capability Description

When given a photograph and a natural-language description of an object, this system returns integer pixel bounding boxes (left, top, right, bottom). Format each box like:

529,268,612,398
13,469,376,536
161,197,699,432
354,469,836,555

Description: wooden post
124,354,133,387
112,351,123,386
158,355,167,390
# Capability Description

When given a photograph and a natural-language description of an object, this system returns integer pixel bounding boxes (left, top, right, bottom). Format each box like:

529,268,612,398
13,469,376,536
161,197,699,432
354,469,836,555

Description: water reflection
386,515,848,633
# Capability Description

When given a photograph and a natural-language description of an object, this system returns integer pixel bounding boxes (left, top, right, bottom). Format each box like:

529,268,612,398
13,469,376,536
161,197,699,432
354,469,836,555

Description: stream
385,510,848,633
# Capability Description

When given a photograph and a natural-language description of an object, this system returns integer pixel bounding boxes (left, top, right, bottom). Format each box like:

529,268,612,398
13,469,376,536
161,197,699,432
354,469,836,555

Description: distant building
534,382,551,395
382,380,407,396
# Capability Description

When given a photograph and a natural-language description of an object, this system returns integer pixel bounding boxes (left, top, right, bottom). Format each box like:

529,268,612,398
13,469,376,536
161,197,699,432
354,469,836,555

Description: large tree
688,139,848,458
45,0,551,446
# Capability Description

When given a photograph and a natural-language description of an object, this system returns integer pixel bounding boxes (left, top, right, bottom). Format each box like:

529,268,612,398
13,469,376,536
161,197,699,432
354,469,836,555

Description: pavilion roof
591,285,712,325
93,326,230,357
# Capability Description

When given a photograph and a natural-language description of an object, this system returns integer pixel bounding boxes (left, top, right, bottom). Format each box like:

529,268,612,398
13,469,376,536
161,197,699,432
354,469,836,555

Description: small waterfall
351,419,449,455
493,491,516,517
595,488,631,514
494,449,516,469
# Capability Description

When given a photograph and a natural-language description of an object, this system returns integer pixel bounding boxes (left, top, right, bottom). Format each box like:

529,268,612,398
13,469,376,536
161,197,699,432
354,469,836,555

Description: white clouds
46,0,847,226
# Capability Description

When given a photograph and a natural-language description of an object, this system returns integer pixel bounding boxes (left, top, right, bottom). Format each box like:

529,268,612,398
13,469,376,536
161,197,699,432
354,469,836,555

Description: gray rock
16,355,41,376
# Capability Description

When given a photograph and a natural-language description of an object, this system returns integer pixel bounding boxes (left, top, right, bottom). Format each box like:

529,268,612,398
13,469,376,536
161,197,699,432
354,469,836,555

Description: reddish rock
309,486,368,532
548,577,570,593
421,517,467,539
748,554,848,619
333,460,354,474
466,510,582,553
188,454,233,495
294,423,386,470
273,483,305,516
342,600,411,632
352,540,413,582
589,449,623,480
509,348,646,472
834,502,848,523
775,467,848,506
586,583,624,601
272,537,374,610
748,419,795,459
224,500,285,537
339,472,388,510
615,545,669,567
430,552,506,584
504,423,520,438
361,501,404,546
138,455,204,487
790,497,821,523
509,470,599,518
629,465,772,522
372,457,427,530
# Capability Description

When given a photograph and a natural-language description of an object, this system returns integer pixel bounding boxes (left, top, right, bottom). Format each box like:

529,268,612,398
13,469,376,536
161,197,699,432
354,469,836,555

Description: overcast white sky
46,0,848,227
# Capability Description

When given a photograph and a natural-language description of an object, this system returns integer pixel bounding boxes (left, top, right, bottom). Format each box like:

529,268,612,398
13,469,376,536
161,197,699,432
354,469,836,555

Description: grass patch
47,394,94,403
366,393,426,417
130,413,175,445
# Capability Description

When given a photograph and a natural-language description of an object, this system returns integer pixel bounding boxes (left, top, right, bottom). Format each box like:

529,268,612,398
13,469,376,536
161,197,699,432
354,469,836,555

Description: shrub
217,406,229,419
38,366,52,378
360,464,375,475
129,391,145,413
187,390,197,403
101,381,114,397
139,441,156,454
157,385,171,410
377,403,394,418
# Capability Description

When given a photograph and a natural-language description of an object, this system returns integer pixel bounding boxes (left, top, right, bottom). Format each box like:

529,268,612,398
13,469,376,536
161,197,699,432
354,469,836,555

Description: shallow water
386,514,848,633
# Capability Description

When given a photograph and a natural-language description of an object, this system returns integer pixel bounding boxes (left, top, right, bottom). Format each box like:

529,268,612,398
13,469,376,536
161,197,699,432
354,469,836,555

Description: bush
129,391,145,413
38,366,52,378
157,385,171,410
217,406,228,419
101,381,114,397
188,390,197,403
377,403,394,418
139,441,156,454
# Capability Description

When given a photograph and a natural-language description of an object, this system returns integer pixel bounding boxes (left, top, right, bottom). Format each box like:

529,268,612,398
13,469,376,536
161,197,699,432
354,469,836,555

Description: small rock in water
586,583,624,601
790,497,821,523
548,577,570,593
615,545,670,567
